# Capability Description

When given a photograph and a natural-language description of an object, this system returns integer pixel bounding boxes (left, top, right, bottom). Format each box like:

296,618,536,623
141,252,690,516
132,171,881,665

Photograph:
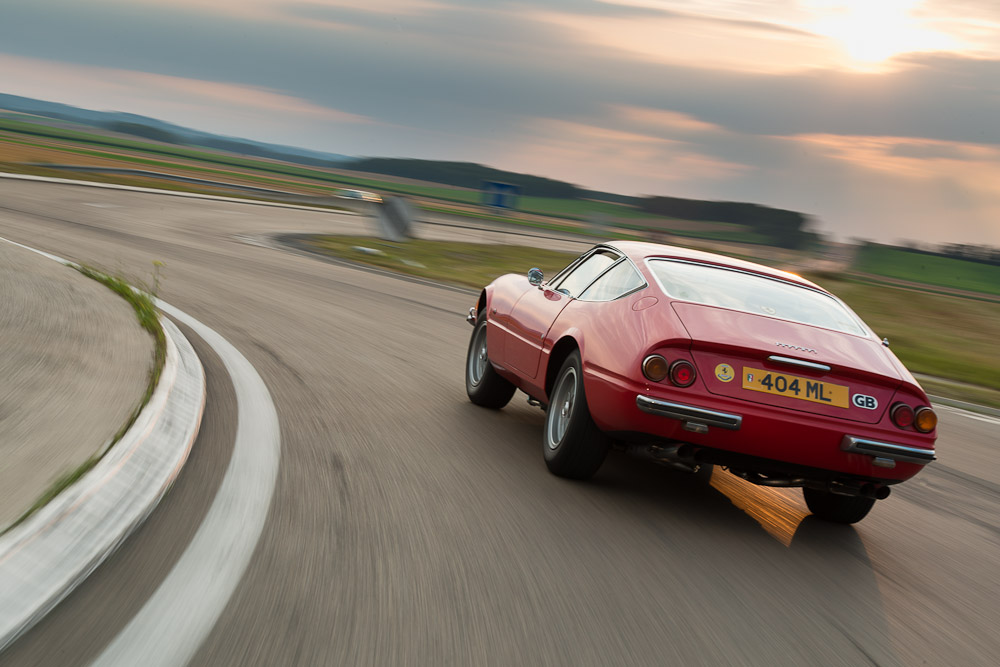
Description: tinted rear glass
648,260,867,335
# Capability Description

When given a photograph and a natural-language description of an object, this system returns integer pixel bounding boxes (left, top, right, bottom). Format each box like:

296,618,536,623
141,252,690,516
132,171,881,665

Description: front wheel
543,350,609,480
803,487,876,524
465,312,516,409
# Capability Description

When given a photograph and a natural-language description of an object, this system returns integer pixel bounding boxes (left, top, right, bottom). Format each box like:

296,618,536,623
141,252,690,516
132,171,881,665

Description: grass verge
915,376,1000,410
304,235,1000,404
1,267,166,534
306,235,579,290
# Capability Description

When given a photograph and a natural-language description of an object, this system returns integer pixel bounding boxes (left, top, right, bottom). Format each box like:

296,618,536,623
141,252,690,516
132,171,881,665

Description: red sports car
465,241,937,523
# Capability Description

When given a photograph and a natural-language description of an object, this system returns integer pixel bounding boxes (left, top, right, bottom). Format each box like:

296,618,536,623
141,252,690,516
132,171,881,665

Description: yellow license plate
742,367,849,408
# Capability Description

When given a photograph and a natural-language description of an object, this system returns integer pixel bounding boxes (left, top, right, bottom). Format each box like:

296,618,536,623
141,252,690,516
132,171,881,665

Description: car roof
602,240,824,292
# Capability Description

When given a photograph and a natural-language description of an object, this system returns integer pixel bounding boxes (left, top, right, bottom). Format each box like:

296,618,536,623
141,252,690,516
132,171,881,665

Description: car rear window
647,260,867,335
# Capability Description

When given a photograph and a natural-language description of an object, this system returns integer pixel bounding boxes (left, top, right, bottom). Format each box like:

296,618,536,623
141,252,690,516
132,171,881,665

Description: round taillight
914,407,937,433
890,403,915,429
642,355,669,382
669,360,697,387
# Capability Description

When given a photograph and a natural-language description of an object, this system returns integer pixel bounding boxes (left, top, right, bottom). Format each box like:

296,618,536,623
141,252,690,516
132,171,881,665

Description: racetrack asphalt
1,177,999,666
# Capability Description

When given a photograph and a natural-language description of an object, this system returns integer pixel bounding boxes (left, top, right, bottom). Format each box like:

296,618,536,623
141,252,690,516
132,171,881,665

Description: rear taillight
914,407,937,433
669,360,696,387
642,355,669,382
890,403,915,429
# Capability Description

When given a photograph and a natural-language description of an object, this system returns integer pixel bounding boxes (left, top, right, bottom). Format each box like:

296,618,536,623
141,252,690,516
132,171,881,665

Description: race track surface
2,179,998,666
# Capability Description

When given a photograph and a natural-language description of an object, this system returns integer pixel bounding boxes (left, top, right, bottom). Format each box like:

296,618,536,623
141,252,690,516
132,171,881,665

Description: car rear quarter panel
544,290,691,416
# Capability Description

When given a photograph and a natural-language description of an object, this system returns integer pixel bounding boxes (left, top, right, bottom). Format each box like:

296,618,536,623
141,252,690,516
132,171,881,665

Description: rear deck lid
672,302,902,423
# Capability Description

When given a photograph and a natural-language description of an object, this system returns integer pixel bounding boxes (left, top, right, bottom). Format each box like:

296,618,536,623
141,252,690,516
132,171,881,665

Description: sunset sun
807,0,955,66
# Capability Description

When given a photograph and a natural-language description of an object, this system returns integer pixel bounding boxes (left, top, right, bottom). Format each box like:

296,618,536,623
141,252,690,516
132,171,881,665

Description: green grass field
854,244,1000,296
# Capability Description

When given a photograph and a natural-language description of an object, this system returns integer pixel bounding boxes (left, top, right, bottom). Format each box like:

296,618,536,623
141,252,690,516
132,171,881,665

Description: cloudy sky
1,0,999,245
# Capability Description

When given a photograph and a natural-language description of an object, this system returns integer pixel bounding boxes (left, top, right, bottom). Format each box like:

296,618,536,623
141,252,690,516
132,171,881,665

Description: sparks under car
464,241,937,524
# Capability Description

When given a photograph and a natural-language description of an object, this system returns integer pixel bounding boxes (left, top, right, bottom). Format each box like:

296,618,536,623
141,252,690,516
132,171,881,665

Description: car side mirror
528,267,544,286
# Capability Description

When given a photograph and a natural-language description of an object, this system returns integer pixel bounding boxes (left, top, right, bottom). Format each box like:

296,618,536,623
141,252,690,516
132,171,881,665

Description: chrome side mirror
528,267,544,286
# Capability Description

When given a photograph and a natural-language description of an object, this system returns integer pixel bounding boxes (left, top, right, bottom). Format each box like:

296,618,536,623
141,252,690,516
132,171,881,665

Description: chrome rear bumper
636,395,742,431
841,436,936,465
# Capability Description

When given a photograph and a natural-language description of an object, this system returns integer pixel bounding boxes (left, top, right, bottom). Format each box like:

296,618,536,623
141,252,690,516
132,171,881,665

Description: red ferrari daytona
465,241,937,524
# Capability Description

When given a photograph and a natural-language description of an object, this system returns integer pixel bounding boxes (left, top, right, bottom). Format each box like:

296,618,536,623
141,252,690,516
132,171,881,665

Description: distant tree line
638,196,817,249
346,158,584,199
579,190,640,206
196,138,346,168
103,121,180,144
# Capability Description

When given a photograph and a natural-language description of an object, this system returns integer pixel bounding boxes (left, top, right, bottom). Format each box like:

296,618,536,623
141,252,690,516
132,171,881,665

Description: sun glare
806,0,955,67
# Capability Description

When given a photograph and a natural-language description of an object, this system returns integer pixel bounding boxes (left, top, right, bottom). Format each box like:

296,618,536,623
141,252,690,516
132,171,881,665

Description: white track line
0,237,281,666
91,300,281,667
936,404,1000,427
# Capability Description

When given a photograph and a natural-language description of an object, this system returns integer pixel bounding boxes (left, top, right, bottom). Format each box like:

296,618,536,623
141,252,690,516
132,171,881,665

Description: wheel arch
477,288,489,316
545,335,581,401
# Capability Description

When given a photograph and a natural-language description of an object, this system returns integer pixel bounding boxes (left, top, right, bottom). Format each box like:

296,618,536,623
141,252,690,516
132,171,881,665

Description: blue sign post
481,181,521,210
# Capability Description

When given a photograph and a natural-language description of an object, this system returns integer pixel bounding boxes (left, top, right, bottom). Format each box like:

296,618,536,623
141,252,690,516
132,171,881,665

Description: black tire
803,487,876,524
465,312,516,409
543,350,609,479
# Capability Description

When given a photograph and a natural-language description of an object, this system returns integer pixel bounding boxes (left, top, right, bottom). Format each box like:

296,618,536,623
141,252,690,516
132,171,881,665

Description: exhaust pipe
625,444,698,473
860,483,891,500
730,470,806,488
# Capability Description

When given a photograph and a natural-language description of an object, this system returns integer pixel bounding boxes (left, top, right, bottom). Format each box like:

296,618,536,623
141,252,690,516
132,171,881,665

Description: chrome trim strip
767,355,831,372
841,435,936,464
636,395,742,430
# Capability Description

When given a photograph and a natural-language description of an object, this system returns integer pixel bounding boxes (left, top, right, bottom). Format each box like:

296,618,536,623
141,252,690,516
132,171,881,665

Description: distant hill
347,157,591,199
639,196,819,249
0,93,352,168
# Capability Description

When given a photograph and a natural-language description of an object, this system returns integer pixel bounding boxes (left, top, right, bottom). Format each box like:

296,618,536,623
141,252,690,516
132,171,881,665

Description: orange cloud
491,117,746,194
790,133,1000,182
614,105,725,134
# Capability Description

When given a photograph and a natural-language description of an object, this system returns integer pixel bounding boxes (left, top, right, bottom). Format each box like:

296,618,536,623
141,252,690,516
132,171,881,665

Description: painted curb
0,315,206,651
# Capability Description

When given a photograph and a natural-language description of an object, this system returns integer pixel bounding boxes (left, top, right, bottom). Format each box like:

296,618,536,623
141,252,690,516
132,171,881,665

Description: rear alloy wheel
543,350,609,480
465,311,516,409
803,487,876,524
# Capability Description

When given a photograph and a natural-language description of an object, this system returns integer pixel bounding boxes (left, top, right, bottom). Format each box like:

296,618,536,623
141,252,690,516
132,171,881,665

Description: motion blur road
2,179,998,666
